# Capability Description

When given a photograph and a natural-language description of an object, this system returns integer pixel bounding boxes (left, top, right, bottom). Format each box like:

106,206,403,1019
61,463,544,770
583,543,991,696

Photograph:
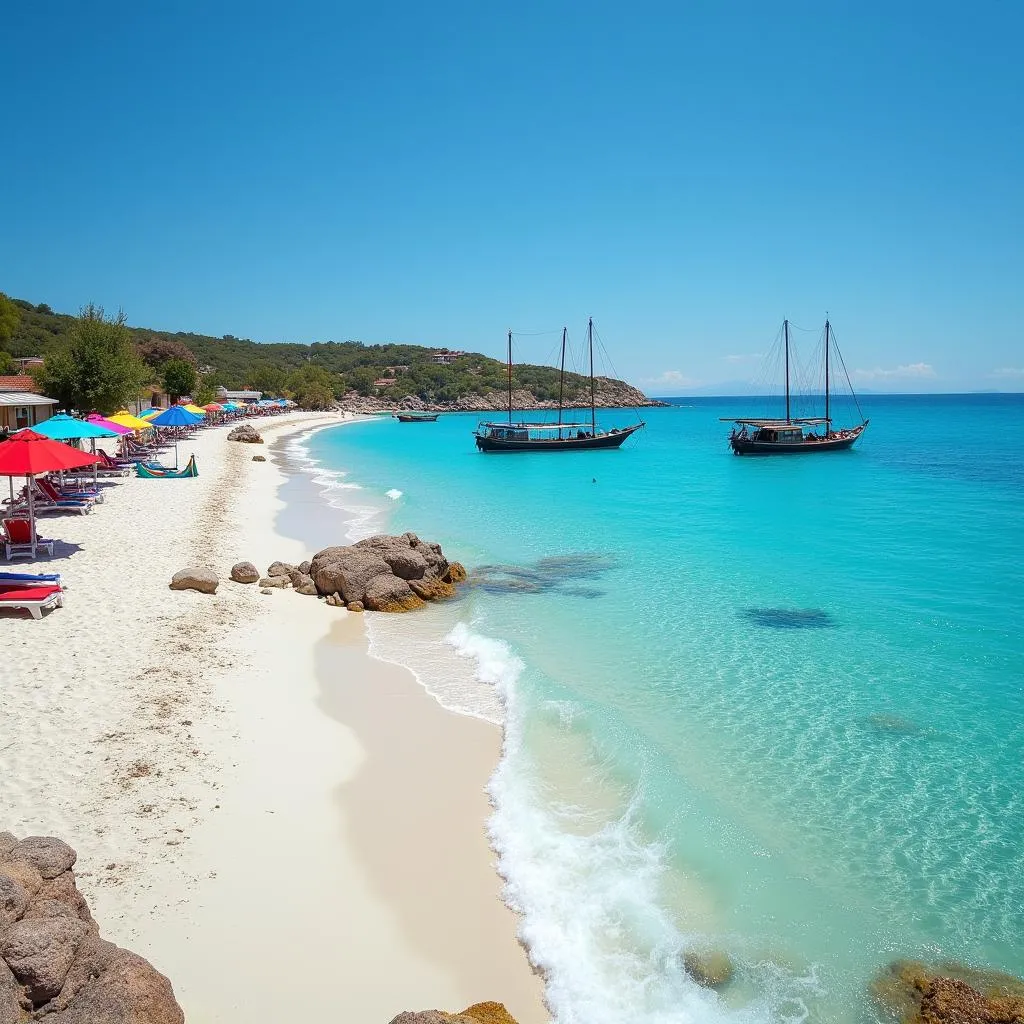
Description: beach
0,412,547,1024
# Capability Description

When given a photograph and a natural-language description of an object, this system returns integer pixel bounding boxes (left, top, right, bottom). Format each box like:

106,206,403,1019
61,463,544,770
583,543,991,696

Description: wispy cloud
853,362,936,380
724,353,763,364
990,367,1024,378
645,369,698,387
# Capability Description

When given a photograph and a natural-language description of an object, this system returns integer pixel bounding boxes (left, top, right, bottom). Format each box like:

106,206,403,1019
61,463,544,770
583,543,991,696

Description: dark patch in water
741,607,836,629
865,713,923,737
469,552,616,598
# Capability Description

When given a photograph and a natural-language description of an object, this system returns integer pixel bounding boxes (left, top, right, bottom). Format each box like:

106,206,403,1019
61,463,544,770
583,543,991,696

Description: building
12,357,44,372
373,377,396,389
216,387,263,402
430,350,465,365
0,375,58,431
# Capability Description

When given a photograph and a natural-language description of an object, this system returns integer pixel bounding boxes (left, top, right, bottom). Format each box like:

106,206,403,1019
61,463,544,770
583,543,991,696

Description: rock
258,576,289,589
0,916,90,1003
260,588,273,595
446,561,468,583
226,424,263,444
363,574,426,613
267,561,295,578
7,840,76,882
230,561,260,584
683,949,733,988
295,582,318,596
168,568,218,595
298,560,311,575
0,836,16,858
346,600,364,613
354,536,429,580
310,546,392,604
409,577,456,601
0,874,29,929
388,1005,519,1024
31,873,94,929
872,960,1024,1024
0,958,27,1024
43,942,184,1024
251,454,266,462
459,1004,520,1024
0,862,42,907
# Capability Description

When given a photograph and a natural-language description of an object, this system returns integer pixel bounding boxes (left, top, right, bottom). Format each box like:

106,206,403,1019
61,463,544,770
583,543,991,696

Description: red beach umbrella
0,430,100,557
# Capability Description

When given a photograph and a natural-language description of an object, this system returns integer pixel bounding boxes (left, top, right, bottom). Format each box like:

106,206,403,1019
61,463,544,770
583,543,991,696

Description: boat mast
589,317,596,435
824,318,830,431
507,328,513,425
558,326,567,427
784,318,791,423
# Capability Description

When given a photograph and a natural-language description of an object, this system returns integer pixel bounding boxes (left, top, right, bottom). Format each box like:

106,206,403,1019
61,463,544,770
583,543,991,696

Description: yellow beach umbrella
141,409,161,419
183,404,207,416
109,412,155,431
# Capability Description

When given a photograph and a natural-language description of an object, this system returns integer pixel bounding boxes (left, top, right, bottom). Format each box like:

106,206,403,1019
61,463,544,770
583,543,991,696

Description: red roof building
0,376,37,393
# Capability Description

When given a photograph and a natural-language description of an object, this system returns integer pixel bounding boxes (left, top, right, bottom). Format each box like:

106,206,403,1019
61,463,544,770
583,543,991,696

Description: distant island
3,297,655,411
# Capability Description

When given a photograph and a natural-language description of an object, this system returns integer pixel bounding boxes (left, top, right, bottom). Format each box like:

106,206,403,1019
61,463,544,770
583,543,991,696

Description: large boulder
168,569,218,595
409,577,456,601
8,839,76,883
0,958,27,1024
363,574,426,613
389,1004,519,1024
354,536,428,580
258,576,290,589
682,949,733,988
0,916,90,1003
0,837,15,859
310,546,392,604
266,561,295,578
230,561,260,584
226,424,263,444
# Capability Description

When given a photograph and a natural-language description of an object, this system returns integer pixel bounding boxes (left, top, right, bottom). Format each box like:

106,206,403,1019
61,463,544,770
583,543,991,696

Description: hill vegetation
1,294,649,410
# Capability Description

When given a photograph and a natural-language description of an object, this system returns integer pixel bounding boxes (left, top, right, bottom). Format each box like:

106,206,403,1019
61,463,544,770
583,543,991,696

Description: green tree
192,373,217,407
287,364,342,406
295,383,335,410
162,358,198,402
248,361,287,397
38,304,148,414
346,366,378,397
0,293,20,347
135,335,197,369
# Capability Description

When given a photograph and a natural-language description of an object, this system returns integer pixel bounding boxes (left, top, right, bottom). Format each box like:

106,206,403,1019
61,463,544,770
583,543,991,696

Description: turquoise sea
294,396,1024,1024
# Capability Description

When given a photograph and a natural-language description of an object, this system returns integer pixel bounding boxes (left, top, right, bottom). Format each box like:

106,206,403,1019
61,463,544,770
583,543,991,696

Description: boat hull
395,414,438,422
730,424,867,455
475,424,642,452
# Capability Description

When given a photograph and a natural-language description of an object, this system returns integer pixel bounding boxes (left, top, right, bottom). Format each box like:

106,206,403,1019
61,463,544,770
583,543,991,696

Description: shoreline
0,411,547,1023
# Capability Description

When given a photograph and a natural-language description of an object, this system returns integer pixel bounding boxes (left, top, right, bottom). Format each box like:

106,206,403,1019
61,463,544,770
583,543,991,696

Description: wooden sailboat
723,318,868,455
474,319,644,452
394,412,439,422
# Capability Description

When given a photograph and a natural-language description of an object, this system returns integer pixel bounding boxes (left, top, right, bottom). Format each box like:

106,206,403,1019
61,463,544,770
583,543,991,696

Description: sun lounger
0,570,63,588
2,519,55,560
0,583,63,619
37,478,102,505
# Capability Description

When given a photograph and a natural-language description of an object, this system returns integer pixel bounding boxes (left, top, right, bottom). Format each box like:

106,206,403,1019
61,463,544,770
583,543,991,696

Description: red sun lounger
0,584,63,619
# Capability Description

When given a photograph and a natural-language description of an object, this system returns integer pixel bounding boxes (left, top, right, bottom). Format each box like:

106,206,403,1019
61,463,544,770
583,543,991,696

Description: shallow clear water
297,397,1024,1024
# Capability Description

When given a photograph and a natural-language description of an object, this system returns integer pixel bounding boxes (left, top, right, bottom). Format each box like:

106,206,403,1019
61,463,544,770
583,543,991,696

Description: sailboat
723,318,869,455
473,319,645,452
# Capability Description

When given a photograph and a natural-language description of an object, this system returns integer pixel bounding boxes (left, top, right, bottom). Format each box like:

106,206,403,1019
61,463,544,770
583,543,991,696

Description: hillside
4,296,655,408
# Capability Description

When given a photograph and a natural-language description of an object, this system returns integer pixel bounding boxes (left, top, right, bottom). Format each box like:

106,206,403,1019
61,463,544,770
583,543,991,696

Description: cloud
645,369,699,387
853,362,936,380
991,367,1024,378
724,353,764,364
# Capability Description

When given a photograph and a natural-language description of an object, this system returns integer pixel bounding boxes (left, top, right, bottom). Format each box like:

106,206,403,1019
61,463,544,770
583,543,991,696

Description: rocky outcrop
304,534,466,612
230,561,260,584
266,561,295,578
682,949,733,988
251,454,267,462
226,424,264,443
390,1003,519,1024
872,960,1024,1024
168,568,218,594
0,833,183,1024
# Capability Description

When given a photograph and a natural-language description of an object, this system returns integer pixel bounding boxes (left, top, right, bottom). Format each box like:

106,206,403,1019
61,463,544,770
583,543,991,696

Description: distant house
373,377,396,389
0,376,58,431
430,350,465,365
386,365,410,374
12,357,44,371
216,387,262,402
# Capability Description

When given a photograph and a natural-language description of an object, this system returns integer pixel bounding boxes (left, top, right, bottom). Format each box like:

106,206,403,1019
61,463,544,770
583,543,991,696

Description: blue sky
3,2,1021,393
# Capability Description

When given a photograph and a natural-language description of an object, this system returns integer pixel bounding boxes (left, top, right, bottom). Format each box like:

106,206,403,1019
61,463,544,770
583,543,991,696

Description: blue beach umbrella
149,405,203,427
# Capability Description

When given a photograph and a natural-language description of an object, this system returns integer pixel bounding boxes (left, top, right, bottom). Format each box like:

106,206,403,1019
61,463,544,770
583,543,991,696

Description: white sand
0,412,547,1023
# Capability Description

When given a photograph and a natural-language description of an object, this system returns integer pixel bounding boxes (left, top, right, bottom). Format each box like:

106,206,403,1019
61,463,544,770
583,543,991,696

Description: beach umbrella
140,409,161,419
86,414,133,436
182,404,207,417
0,430,100,558
31,413,120,489
203,403,224,412
150,406,202,427
109,412,155,431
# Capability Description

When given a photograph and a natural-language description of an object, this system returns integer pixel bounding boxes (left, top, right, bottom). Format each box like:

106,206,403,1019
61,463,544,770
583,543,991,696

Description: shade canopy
140,409,161,419
182,404,207,416
203,403,224,411
31,413,119,441
86,414,133,436
0,430,101,476
150,405,202,427
109,412,155,431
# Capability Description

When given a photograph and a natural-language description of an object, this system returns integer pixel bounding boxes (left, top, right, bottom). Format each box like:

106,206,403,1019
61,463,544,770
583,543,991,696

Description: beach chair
0,583,63,619
2,519,55,560
0,570,63,588
23,484,92,515
37,478,102,505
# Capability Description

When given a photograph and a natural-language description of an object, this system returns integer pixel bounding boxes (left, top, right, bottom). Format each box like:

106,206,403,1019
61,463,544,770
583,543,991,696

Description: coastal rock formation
389,1003,519,1024
0,833,183,1024
230,561,260,584
872,960,1024,1024
252,454,266,462
306,534,466,612
267,561,295,577
168,568,218,594
226,424,264,443
682,949,734,988
258,576,290,589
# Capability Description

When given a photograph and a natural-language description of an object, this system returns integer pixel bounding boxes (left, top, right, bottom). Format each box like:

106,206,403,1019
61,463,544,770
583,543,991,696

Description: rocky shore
337,380,663,414
0,832,183,1024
